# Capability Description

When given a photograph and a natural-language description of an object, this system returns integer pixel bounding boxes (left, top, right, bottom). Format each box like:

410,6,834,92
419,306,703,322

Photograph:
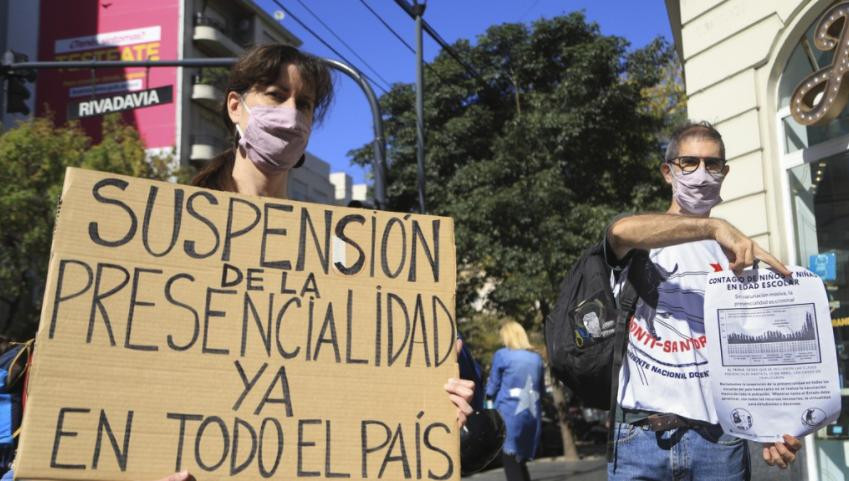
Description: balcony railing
190,73,225,111
189,133,228,163
192,13,244,57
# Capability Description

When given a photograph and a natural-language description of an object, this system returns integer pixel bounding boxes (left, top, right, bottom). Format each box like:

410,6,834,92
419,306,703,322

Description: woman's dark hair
192,44,334,191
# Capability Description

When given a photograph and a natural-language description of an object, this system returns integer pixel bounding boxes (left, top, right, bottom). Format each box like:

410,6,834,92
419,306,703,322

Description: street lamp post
322,58,387,210
412,1,426,214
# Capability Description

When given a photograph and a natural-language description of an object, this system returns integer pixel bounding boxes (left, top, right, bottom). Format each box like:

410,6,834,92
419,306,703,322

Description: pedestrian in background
486,321,545,481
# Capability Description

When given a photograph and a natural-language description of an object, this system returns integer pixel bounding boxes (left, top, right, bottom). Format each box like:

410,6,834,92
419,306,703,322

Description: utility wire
270,0,389,95
393,0,488,88
519,0,542,21
356,0,448,84
357,0,415,54
293,0,393,92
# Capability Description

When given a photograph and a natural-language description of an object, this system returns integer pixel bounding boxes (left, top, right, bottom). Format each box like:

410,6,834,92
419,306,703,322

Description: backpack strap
606,281,638,460
610,283,638,406
606,251,646,462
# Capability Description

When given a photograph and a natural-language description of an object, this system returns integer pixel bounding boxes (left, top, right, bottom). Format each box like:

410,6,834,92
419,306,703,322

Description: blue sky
255,0,673,184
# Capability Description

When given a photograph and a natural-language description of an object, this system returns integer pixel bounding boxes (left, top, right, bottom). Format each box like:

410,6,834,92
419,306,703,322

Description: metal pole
0,3,8,118
321,58,388,210
393,0,484,86
413,1,426,214
1,76,7,121
2,59,237,69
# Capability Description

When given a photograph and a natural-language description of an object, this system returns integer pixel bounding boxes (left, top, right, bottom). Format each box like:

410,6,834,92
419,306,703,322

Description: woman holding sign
149,44,474,481
192,42,474,418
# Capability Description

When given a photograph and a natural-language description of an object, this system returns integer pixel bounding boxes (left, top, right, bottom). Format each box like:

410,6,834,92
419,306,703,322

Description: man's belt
633,413,714,432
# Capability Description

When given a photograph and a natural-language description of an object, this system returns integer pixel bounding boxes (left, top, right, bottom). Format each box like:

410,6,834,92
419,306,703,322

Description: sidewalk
466,457,607,481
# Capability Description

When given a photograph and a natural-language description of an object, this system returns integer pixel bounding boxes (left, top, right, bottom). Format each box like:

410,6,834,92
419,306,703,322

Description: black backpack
544,241,644,411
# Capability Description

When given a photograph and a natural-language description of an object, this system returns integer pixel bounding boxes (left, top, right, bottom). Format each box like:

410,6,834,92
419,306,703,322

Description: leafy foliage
350,15,685,457
351,13,682,336
0,114,187,339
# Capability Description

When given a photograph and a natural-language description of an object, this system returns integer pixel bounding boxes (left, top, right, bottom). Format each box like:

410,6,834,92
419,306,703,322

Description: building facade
667,1,849,479
0,0,39,128
180,0,300,165
289,152,334,204
2,0,361,205
24,0,299,164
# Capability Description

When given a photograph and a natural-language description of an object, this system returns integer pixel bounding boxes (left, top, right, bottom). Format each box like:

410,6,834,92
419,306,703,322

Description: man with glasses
605,121,801,480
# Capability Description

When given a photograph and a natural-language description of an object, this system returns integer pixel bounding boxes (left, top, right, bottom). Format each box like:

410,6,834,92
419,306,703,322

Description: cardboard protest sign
16,168,459,480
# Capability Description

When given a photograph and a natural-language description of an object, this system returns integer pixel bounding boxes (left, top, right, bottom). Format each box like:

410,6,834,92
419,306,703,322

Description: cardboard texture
16,168,459,480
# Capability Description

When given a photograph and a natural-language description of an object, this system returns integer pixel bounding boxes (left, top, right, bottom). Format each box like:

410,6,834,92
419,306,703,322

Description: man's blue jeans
608,422,751,481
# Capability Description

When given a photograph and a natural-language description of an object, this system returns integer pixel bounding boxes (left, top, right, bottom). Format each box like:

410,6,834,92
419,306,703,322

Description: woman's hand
155,472,195,481
762,434,802,469
445,340,475,428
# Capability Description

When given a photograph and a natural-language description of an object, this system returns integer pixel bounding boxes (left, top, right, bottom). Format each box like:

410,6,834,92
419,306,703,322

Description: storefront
666,1,849,479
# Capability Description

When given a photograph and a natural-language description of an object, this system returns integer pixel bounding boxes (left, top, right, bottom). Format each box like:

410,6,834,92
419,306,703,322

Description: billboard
36,0,180,149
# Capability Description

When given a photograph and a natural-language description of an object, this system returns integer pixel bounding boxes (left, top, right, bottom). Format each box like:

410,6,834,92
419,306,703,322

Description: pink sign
37,0,180,149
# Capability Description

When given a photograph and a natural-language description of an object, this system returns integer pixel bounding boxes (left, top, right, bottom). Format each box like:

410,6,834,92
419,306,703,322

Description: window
789,153,849,317
778,2,849,400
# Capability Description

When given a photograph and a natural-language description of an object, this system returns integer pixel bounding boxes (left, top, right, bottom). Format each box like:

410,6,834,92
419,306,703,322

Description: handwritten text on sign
17,168,459,481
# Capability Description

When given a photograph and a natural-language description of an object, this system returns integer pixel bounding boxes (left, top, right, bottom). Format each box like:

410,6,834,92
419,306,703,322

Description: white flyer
703,266,841,442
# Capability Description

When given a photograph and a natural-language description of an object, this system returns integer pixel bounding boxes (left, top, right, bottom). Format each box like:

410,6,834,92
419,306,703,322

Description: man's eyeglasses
667,156,726,174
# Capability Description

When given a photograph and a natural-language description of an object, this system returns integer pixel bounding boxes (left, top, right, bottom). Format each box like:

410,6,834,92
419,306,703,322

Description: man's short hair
664,120,725,162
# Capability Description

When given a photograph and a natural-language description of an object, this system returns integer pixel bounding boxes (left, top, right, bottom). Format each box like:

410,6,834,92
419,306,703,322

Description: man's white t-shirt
616,240,729,423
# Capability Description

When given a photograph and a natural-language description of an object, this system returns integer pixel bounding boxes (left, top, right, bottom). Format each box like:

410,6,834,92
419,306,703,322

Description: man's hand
155,472,195,481
762,434,802,469
445,339,475,428
608,215,791,276
710,219,791,276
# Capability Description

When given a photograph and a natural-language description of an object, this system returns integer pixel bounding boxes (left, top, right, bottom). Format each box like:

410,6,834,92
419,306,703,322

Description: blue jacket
485,348,544,460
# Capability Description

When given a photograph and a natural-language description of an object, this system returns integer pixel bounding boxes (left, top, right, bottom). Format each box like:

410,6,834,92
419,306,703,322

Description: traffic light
6,76,31,115
2,50,35,116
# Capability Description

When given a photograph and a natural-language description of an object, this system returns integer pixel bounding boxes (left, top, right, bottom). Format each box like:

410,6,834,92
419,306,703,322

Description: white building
182,0,301,165
288,152,334,204
329,171,369,206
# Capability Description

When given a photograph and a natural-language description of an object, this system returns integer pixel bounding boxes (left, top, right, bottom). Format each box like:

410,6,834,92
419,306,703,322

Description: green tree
351,13,682,459
354,13,677,325
0,114,185,339
641,52,688,138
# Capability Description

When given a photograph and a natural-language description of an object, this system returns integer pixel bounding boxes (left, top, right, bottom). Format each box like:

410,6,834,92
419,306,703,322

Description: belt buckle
645,414,683,432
